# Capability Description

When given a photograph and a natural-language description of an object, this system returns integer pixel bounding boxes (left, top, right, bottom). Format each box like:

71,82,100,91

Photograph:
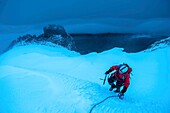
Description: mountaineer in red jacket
105,63,132,99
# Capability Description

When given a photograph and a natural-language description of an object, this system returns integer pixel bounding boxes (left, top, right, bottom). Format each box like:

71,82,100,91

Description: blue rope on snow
89,95,118,113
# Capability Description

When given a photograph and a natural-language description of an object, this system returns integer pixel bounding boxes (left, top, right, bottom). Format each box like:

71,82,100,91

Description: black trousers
108,75,123,88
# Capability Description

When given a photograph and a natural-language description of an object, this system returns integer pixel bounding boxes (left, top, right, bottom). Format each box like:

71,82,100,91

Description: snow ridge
146,37,170,52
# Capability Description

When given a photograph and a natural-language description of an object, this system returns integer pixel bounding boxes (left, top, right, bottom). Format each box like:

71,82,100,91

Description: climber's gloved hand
118,92,124,99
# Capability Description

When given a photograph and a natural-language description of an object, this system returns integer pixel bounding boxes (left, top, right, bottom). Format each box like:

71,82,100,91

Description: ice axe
102,74,108,85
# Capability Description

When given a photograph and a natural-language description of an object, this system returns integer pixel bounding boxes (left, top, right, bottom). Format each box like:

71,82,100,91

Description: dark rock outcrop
6,24,76,52
43,24,67,38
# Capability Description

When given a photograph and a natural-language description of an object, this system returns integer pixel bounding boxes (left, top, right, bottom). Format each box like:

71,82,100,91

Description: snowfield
0,45,170,113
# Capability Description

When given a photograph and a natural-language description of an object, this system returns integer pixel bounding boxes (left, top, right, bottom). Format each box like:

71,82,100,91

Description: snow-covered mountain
3,24,169,55
4,24,76,53
146,37,170,52
0,43,170,113
1,1,170,54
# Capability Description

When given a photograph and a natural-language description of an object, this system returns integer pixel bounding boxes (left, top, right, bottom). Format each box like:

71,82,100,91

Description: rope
89,95,118,113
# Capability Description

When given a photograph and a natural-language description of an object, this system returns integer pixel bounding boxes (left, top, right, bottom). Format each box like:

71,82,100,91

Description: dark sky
0,0,170,25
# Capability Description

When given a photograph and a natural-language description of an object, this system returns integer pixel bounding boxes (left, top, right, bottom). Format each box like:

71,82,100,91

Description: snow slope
1,0,170,56
0,45,170,113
